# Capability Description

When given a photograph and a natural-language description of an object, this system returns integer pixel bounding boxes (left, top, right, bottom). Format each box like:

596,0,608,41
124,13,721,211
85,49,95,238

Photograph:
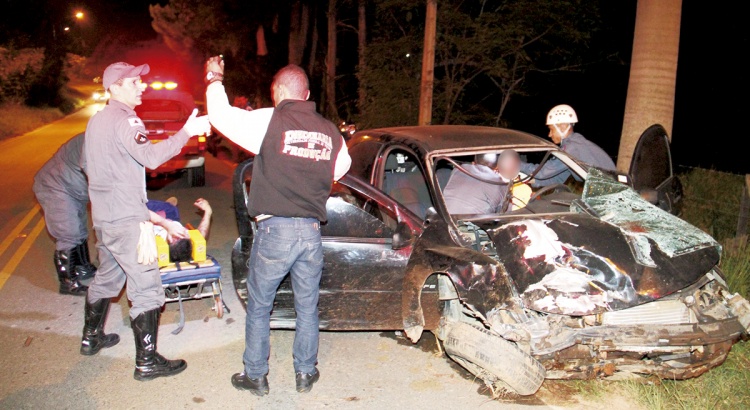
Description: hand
205,56,225,76
137,221,157,265
164,220,190,243
183,108,211,136
193,198,212,216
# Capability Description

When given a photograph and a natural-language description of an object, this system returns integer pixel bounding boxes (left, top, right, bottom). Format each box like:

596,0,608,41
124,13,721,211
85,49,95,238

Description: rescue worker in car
521,104,616,186
80,61,211,381
32,132,97,296
443,153,509,214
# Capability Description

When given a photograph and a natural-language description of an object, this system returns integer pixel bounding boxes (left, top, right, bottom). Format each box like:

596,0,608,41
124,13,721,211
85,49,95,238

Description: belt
254,214,274,222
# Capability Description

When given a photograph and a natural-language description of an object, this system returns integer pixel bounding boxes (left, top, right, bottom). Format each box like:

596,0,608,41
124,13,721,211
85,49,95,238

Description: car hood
486,169,720,316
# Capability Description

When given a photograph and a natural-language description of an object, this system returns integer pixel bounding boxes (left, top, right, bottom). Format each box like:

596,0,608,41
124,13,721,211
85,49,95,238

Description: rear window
136,100,190,121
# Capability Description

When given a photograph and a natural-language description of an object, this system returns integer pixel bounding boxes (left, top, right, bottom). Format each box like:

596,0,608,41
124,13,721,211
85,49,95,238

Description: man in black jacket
205,58,351,395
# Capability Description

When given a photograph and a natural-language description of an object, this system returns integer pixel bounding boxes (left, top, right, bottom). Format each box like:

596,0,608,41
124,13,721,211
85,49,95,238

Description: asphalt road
0,101,640,409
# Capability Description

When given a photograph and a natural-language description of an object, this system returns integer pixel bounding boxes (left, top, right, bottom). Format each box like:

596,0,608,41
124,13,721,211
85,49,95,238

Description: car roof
349,125,557,154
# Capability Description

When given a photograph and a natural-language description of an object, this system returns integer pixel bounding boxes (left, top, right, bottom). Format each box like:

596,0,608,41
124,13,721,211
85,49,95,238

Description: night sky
2,1,746,174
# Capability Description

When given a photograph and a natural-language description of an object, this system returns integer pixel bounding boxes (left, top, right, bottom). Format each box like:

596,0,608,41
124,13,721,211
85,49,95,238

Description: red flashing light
150,81,178,90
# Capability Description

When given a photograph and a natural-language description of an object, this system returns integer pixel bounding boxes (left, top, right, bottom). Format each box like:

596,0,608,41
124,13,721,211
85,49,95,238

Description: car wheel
188,165,206,187
442,320,545,396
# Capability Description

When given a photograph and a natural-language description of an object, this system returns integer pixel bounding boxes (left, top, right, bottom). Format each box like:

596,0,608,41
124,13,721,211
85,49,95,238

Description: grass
624,341,750,410
0,81,89,141
0,103,66,140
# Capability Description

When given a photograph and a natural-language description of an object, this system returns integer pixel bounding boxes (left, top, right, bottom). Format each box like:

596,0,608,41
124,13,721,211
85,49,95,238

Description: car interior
381,150,434,219
433,150,586,219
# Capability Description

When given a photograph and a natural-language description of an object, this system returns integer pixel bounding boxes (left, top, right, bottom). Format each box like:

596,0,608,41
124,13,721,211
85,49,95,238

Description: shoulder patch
128,117,144,127
135,131,149,145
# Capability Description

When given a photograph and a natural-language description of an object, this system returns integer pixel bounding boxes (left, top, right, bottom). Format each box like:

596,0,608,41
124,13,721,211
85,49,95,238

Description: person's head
169,238,193,262
103,62,149,109
546,104,577,144
271,64,310,106
497,149,521,180
474,153,498,169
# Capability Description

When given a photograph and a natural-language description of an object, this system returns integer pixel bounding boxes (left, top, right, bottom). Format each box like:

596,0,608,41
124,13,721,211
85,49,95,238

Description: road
0,103,635,409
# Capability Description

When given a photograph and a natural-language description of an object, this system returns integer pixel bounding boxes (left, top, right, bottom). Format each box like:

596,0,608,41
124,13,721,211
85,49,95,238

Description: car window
381,148,433,219
136,100,191,122
321,183,396,238
347,139,382,181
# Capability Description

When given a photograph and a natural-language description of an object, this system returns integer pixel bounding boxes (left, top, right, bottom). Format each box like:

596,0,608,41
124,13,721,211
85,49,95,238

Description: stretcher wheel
212,281,224,319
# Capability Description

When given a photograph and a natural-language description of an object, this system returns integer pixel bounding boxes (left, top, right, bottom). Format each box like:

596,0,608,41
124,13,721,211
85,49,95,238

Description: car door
628,124,683,215
268,175,421,331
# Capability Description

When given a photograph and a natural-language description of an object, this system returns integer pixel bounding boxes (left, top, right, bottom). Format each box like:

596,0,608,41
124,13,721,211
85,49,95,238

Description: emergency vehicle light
150,81,178,91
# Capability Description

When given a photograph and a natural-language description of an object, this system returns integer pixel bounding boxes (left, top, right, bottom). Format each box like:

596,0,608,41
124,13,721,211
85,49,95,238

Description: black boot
72,239,97,281
54,249,88,296
132,308,187,381
80,298,120,355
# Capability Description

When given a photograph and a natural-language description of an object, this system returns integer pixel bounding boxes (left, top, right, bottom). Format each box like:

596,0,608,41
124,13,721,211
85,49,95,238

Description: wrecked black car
231,124,750,395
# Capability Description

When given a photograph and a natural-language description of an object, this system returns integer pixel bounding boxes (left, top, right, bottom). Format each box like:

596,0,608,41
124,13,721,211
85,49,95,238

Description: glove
137,221,158,265
183,108,211,136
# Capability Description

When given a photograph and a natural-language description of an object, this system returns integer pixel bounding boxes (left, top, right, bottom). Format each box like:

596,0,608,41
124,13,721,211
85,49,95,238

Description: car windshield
136,100,190,121
433,149,587,218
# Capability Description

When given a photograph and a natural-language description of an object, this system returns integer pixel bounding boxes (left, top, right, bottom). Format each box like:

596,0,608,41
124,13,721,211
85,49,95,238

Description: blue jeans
243,217,323,377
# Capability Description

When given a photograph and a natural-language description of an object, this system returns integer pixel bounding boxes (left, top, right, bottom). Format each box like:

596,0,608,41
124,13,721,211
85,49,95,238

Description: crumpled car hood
488,169,720,316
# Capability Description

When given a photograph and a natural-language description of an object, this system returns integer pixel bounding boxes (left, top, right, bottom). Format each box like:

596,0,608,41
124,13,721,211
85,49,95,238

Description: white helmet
546,104,578,125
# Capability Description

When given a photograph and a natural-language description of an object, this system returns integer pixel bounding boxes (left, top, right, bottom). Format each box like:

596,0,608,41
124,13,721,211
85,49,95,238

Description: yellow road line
0,213,46,291
0,204,40,257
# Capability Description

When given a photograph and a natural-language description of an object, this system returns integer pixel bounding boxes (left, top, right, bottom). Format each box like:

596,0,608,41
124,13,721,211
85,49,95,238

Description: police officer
204,58,351,395
80,62,211,382
32,132,97,296
522,104,616,186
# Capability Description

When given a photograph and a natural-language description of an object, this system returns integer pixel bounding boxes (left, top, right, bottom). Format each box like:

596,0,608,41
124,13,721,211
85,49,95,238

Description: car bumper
148,155,205,175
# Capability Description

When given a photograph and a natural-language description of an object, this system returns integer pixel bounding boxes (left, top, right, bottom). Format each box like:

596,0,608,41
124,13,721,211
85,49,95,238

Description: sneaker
295,369,320,393
231,372,269,396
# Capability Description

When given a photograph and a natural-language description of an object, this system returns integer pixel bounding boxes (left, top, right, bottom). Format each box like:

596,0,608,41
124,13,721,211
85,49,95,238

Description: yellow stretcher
159,255,229,334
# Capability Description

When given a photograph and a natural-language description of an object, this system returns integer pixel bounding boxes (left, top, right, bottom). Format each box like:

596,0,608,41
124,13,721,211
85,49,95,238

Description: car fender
400,208,518,342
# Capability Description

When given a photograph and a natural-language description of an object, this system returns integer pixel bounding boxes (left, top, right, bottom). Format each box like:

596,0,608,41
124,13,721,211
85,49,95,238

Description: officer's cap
103,62,150,90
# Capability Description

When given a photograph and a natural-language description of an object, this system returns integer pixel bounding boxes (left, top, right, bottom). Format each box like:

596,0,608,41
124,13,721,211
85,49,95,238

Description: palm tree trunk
618,0,682,172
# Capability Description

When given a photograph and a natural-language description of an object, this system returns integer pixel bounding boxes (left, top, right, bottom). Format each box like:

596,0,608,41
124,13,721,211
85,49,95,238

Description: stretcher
159,255,230,334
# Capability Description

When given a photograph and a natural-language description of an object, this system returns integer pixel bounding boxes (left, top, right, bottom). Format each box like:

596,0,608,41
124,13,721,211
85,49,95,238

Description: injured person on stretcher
147,197,212,262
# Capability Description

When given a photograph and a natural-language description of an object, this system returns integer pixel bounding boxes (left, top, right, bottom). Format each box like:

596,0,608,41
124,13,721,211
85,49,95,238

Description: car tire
188,165,205,187
442,320,545,396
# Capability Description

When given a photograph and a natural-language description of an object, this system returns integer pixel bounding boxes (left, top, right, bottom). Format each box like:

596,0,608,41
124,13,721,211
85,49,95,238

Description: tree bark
288,0,309,65
325,0,338,120
618,0,682,172
418,0,437,126
357,0,367,115
257,25,268,56
307,10,319,78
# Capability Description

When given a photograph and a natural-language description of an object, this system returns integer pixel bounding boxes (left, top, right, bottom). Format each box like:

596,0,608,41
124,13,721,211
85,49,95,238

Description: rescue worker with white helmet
521,104,616,186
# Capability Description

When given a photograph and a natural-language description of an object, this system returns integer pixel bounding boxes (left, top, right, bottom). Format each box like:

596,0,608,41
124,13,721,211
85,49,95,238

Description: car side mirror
392,221,413,250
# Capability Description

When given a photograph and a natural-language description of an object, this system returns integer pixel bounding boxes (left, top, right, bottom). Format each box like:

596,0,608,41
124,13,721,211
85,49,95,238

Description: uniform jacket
84,99,191,226
33,133,88,201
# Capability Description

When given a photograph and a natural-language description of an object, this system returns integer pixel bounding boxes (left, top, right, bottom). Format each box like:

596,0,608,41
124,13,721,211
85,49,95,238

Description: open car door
628,124,683,215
